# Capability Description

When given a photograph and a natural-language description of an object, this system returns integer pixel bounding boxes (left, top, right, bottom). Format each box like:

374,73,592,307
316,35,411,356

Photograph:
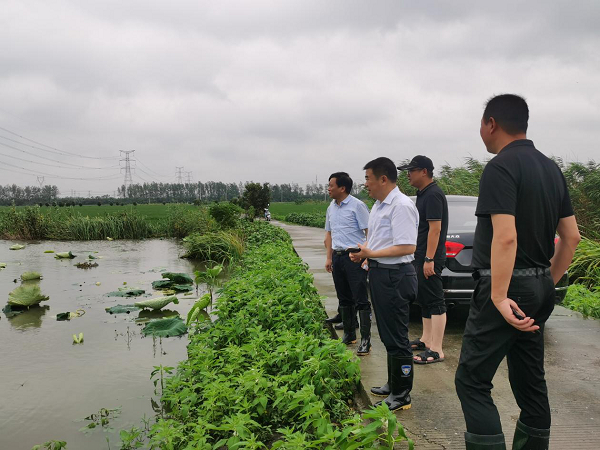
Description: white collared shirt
367,187,419,264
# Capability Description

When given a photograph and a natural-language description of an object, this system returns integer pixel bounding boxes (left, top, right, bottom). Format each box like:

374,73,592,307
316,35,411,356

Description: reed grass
182,230,245,263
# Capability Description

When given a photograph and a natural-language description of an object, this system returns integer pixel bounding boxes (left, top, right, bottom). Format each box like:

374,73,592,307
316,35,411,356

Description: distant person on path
398,155,448,364
350,157,419,411
323,172,372,354
455,94,581,450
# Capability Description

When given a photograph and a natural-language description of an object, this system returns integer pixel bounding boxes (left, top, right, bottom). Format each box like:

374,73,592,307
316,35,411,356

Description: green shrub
209,202,242,228
563,284,600,319
285,212,326,228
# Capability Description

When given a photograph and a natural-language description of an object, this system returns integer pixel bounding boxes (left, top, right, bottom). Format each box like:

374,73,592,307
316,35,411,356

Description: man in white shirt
350,157,419,411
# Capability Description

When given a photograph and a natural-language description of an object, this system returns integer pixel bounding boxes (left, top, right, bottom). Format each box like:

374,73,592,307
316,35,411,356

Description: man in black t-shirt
398,156,448,364
455,94,581,450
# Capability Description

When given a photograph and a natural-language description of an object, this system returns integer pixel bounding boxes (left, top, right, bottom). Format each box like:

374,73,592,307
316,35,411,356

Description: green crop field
269,201,330,217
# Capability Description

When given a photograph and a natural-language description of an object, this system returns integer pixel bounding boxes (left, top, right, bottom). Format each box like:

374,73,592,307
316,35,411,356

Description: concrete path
274,220,600,449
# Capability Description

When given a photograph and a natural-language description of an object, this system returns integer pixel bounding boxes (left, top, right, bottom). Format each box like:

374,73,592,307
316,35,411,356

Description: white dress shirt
367,187,419,264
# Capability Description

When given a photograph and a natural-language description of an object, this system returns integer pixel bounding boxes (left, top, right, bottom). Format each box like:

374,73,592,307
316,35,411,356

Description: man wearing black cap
455,94,581,449
398,156,448,365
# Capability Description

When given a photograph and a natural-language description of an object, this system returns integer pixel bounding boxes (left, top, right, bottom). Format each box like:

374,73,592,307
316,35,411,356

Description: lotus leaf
73,332,84,344
8,285,49,307
55,251,76,259
152,280,174,290
0,263,6,269
171,284,193,292
44,250,54,253
136,309,180,323
162,272,193,284
21,271,42,281
88,254,97,259
105,304,140,314
186,293,211,326
134,295,179,310
106,289,145,297
57,312,71,321
141,317,187,337
10,244,25,250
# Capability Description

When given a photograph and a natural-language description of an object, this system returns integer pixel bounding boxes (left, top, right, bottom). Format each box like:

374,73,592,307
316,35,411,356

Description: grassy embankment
120,221,413,449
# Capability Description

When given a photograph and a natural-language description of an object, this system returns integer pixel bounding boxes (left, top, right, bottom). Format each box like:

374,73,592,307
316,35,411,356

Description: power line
0,126,119,160
135,157,172,178
0,150,119,170
0,160,122,180
0,141,120,169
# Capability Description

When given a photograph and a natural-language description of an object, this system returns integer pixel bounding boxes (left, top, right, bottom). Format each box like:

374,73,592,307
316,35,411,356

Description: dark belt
368,260,411,270
476,267,551,278
332,249,351,256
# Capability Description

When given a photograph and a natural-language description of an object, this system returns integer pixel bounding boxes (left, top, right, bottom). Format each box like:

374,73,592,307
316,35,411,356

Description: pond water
0,239,207,450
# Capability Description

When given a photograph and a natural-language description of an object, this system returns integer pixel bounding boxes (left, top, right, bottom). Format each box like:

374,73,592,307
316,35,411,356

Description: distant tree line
0,184,60,205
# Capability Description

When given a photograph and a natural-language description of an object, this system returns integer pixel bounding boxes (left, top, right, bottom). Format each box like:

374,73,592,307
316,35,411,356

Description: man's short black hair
363,157,398,182
483,94,529,135
328,172,353,193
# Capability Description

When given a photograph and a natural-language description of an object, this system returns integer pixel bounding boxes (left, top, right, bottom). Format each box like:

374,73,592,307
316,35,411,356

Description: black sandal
409,338,428,352
414,349,445,364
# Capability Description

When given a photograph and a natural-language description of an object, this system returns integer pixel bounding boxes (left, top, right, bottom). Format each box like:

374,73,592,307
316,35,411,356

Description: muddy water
0,239,207,450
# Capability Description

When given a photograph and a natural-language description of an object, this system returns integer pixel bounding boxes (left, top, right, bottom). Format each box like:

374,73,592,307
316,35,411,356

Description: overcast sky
1,0,599,196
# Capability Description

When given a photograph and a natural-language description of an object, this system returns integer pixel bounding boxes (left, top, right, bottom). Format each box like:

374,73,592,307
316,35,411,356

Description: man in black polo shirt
398,155,448,364
455,94,581,450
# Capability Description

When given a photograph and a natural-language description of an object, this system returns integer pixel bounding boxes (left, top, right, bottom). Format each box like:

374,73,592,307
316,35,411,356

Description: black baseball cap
397,155,434,172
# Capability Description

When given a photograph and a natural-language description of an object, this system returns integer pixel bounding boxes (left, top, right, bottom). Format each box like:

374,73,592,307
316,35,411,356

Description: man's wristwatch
424,256,434,263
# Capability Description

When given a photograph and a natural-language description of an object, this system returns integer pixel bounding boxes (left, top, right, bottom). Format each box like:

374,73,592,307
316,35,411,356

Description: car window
448,201,477,232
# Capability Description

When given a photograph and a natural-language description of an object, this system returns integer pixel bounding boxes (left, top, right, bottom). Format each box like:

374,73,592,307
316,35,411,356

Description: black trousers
455,272,555,435
368,264,417,357
332,252,370,310
413,259,446,318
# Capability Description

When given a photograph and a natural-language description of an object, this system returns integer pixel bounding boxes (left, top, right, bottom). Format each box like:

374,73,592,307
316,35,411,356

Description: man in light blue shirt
324,172,372,354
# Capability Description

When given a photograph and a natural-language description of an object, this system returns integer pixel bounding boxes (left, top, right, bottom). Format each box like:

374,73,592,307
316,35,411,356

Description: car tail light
446,241,465,258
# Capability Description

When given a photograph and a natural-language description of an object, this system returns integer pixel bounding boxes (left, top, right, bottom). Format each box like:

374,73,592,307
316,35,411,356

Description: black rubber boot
335,315,358,330
512,420,550,450
379,355,413,411
357,309,371,355
339,305,357,345
464,432,506,449
325,311,341,324
371,354,391,396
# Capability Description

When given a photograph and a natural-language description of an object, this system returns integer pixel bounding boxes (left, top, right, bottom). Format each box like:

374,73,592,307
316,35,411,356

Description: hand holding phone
347,247,361,253
511,306,541,334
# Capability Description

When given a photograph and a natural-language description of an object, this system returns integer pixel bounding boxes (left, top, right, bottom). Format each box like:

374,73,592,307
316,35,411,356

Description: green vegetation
0,204,218,240
241,182,271,219
270,201,329,219
208,202,242,228
563,284,600,319
182,230,245,263
284,212,326,228
122,222,413,449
